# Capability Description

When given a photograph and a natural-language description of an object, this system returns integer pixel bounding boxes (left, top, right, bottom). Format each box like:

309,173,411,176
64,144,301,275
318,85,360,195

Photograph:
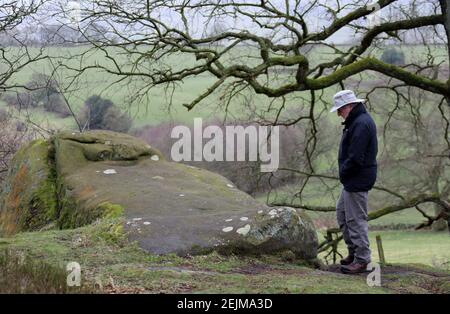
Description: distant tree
101,106,133,133
80,95,113,128
2,92,35,109
37,24,81,46
26,73,71,117
381,48,406,65
79,95,132,132
42,94,70,118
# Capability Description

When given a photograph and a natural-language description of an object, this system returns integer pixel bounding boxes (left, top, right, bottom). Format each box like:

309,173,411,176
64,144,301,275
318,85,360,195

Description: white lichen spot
277,208,284,212
179,194,184,197
268,209,278,216
96,170,100,173
225,219,233,222
103,169,117,175
132,218,142,221
222,227,233,233
226,184,234,188
105,140,111,145
152,176,164,180
240,217,249,221
151,155,160,161
258,210,263,214
143,221,151,225
236,224,251,236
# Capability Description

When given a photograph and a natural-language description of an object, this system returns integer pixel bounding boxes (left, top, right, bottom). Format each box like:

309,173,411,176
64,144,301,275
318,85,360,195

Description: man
330,90,378,274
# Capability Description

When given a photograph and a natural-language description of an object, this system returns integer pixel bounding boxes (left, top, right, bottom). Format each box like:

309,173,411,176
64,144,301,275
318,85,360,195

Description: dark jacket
338,103,378,192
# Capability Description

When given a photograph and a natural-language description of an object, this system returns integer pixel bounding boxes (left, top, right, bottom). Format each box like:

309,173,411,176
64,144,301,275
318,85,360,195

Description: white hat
330,90,365,113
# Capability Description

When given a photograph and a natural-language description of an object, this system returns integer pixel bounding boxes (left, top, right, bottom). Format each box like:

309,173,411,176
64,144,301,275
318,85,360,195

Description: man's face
337,104,353,120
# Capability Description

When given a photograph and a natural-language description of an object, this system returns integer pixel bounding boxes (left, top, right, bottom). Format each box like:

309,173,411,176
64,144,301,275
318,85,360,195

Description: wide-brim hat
330,90,366,113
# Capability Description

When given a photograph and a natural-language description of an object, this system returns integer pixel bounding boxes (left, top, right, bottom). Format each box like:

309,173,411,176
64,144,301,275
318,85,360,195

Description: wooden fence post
375,234,386,266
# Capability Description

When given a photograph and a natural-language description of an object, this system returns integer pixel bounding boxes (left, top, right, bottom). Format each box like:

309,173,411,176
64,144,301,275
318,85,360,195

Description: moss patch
0,139,58,235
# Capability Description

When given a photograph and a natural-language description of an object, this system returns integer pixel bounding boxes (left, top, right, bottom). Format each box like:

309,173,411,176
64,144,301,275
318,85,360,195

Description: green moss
87,218,127,246
0,139,58,233
57,193,125,229
56,194,96,229
98,202,125,219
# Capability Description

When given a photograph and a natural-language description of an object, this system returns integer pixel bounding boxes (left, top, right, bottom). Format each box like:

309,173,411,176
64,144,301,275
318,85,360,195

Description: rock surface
0,130,318,260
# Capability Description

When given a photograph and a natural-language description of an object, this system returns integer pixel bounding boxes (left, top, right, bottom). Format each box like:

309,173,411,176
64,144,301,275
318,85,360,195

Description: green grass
0,248,92,293
368,231,449,268
0,218,448,293
3,44,447,130
317,230,450,270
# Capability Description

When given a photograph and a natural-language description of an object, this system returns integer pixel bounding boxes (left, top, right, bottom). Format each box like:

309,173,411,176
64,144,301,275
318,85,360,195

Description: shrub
82,95,113,128
26,74,70,117
2,92,36,109
27,73,59,102
101,106,133,133
42,93,71,118
79,95,132,133
381,48,405,65
2,74,70,118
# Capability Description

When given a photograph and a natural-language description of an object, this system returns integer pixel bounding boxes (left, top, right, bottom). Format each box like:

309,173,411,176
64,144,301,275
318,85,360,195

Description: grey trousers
336,188,371,264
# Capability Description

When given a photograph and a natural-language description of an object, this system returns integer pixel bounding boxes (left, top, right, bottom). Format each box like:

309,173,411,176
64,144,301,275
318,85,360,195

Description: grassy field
317,230,450,269
2,44,447,129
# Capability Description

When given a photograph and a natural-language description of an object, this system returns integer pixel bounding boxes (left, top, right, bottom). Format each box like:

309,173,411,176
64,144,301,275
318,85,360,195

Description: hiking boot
339,255,354,266
341,262,369,274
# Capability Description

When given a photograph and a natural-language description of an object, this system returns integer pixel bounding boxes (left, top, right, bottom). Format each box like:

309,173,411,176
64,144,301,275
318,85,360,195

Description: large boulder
0,130,318,260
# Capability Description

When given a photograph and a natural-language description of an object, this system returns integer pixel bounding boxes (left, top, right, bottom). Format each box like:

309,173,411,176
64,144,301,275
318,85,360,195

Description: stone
0,130,318,260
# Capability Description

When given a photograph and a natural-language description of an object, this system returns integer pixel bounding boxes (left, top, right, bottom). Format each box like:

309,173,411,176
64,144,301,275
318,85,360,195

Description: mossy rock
0,139,57,235
217,207,318,260
0,130,318,260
